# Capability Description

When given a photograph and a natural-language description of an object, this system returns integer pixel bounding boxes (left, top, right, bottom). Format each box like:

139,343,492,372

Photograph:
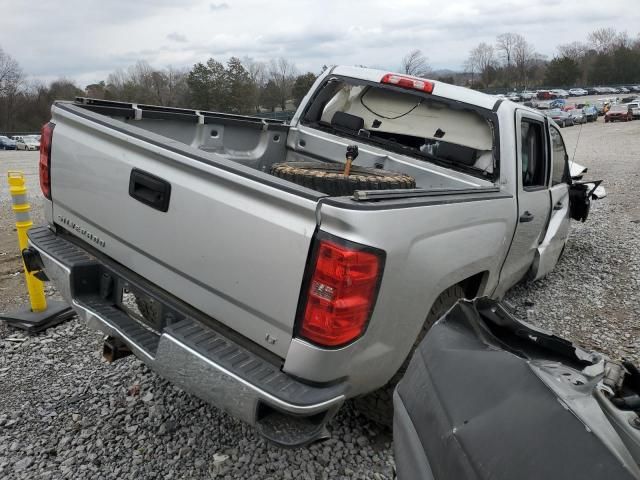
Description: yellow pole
7,171,47,312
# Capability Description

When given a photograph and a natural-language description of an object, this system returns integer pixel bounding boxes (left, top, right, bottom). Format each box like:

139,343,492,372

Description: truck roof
330,65,500,112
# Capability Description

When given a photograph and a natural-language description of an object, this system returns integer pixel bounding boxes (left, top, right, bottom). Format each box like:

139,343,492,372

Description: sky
0,0,636,87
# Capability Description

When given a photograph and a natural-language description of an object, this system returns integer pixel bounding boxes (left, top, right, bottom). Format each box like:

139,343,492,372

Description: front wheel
353,285,467,427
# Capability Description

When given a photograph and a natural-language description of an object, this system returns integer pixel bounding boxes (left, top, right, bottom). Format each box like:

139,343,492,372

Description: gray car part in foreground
394,298,640,480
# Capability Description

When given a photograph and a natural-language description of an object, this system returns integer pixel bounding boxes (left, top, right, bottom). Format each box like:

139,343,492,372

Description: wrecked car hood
394,298,640,480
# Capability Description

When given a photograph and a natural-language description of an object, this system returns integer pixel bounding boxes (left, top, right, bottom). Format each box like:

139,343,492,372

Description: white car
569,88,588,96
15,137,39,151
551,89,569,99
520,90,536,100
626,102,640,119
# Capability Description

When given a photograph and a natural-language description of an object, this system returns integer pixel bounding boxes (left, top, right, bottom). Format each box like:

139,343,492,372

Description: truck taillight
39,122,55,200
381,73,434,93
296,234,384,348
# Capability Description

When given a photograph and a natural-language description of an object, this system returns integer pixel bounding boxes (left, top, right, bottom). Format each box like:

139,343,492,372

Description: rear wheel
353,284,467,427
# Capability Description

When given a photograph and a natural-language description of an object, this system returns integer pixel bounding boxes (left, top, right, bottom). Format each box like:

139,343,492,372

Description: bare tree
557,41,589,59
242,57,267,112
467,43,496,87
513,36,536,87
400,49,431,77
463,58,477,87
588,27,618,54
0,47,23,97
616,30,633,49
496,33,520,69
242,57,267,87
496,33,522,87
268,57,296,111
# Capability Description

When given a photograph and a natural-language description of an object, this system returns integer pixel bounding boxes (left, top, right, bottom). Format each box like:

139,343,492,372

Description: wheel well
458,271,488,299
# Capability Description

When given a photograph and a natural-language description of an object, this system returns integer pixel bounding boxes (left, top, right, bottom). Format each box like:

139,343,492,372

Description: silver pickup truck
26,66,596,446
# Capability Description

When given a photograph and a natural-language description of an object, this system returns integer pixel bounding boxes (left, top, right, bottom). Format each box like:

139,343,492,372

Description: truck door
497,110,551,294
530,124,571,280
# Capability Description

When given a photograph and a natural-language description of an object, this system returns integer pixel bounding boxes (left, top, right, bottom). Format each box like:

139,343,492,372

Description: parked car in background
520,90,536,100
626,102,640,119
583,105,599,122
550,98,566,109
605,104,633,122
537,90,553,100
25,135,40,149
0,136,17,150
551,89,569,99
15,137,40,151
535,100,552,110
548,109,574,127
568,88,588,96
568,108,587,125
506,92,521,102
619,87,630,94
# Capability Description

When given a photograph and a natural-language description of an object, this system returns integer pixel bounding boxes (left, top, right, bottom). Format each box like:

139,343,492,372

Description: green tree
186,58,227,111
589,54,612,85
225,57,254,114
611,46,640,83
260,80,280,112
544,56,581,86
291,72,317,106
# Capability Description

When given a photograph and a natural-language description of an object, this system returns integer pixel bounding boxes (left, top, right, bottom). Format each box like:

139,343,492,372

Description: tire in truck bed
270,162,416,196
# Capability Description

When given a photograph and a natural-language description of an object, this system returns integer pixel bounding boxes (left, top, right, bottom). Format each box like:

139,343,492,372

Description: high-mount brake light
381,73,434,94
39,122,55,200
296,235,384,348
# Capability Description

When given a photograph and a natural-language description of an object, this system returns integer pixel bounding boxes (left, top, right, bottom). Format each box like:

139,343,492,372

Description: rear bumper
26,225,345,447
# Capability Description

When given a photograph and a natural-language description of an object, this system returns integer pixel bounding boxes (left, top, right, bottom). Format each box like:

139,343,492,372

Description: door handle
129,169,171,212
519,211,535,223
553,201,564,211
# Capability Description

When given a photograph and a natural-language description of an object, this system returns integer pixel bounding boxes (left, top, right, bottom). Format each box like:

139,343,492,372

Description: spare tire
270,162,416,196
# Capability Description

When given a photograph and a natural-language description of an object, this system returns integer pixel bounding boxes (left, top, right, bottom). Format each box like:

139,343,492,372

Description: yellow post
8,171,47,313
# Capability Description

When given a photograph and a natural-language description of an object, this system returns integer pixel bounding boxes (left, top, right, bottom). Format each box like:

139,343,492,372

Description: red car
605,104,633,122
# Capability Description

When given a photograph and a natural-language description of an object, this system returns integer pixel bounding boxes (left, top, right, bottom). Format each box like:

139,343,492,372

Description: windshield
610,106,627,112
302,77,497,178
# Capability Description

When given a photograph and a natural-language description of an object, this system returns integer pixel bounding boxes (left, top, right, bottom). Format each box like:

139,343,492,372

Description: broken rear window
302,77,497,179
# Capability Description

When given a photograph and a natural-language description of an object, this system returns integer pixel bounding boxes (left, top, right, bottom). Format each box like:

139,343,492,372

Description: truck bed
69,97,492,192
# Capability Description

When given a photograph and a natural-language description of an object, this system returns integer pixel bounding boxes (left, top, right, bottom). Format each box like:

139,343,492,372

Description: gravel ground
0,117,639,479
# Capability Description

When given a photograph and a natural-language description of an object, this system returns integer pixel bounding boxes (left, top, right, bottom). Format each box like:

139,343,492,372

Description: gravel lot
1,117,639,479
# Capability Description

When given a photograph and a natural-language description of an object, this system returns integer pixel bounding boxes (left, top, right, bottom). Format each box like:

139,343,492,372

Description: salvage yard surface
0,119,639,479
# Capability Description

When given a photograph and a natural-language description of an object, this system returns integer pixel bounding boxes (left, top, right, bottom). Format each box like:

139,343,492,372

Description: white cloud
167,32,188,43
209,2,229,10
0,0,636,87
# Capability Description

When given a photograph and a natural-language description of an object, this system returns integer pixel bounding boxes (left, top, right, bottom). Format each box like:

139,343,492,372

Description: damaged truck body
25,66,600,446
394,298,640,480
